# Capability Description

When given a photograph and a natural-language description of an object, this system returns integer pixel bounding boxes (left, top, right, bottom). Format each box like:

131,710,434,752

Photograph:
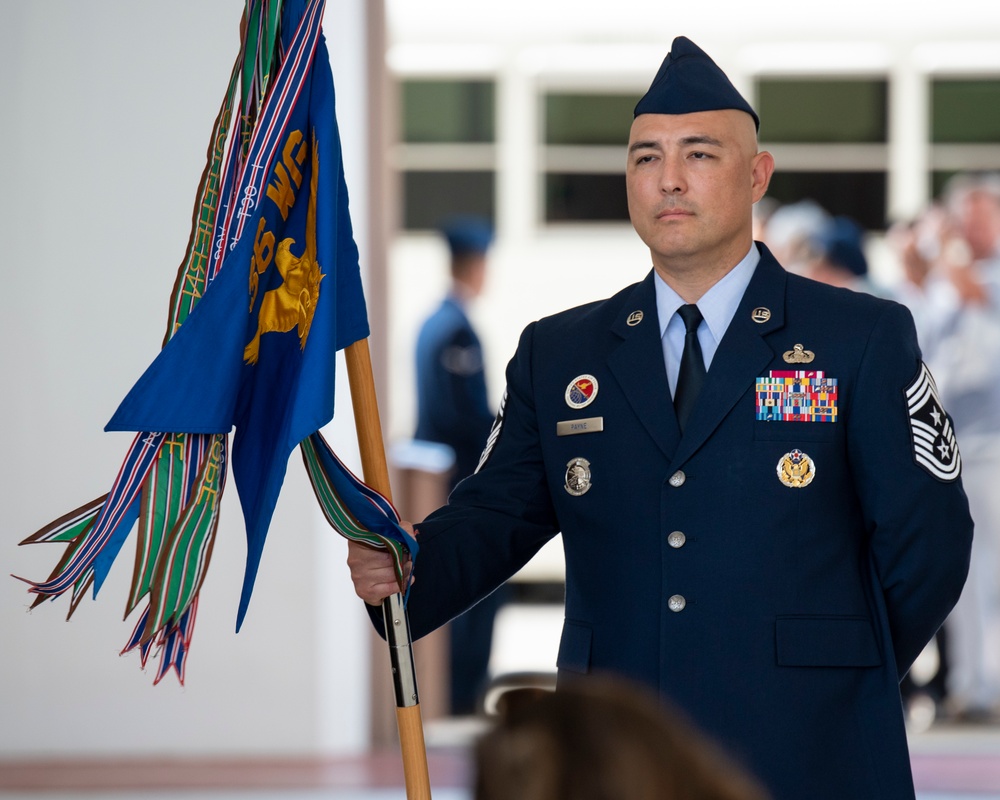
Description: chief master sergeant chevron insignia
906,362,961,482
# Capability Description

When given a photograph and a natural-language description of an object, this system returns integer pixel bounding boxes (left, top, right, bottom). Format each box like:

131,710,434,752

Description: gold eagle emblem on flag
244,132,325,365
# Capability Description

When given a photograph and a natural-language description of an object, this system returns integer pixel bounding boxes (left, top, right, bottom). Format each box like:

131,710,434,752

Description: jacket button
667,531,686,548
668,470,686,487
668,594,686,612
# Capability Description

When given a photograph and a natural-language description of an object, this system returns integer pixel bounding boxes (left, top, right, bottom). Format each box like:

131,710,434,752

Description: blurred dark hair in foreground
474,675,772,800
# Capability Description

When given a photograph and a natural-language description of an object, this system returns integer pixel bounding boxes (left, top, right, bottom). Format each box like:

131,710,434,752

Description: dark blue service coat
385,245,973,800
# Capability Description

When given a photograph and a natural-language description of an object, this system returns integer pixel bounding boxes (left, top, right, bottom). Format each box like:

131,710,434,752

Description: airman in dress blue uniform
413,216,504,715
414,217,497,485
350,37,973,799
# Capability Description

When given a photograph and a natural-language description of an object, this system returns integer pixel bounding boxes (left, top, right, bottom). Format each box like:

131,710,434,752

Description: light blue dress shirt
655,244,760,397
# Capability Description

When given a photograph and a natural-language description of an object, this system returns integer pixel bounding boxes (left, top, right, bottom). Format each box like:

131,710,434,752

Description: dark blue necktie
674,304,705,432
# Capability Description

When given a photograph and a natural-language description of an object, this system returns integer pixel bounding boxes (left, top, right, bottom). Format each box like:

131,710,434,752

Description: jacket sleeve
370,322,560,640
846,301,973,677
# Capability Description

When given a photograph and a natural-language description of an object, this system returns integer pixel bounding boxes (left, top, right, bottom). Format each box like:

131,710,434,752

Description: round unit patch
777,449,815,488
564,457,592,496
565,375,599,409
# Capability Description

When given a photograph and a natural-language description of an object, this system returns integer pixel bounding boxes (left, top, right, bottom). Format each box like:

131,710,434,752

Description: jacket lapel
607,272,680,460
669,246,787,468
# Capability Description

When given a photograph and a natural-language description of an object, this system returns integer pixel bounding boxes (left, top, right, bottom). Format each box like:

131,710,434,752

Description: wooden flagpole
344,337,432,800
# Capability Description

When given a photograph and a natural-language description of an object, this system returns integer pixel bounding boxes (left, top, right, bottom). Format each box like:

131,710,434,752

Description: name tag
556,417,604,436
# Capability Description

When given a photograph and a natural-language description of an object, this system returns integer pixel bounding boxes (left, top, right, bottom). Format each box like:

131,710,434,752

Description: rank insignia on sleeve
475,389,507,474
905,363,961,482
756,371,838,422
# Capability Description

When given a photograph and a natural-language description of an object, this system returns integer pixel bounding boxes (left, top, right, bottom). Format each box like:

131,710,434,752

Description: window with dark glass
544,174,628,222
755,77,889,230
402,80,495,143
399,79,496,230
757,78,888,143
544,93,635,146
931,79,1000,144
402,171,495,231
928,78,1000,200
542,92,636,222
766,172,888,231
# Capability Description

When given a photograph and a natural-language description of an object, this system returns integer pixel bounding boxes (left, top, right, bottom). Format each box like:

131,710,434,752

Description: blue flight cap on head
634,36,759,131
813,216,868,276
440,215,494,257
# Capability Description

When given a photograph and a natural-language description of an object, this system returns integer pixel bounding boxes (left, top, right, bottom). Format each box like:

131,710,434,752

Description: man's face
626,109,773,278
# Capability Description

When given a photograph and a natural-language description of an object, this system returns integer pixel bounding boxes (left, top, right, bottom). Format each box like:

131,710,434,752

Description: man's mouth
657,207,694,219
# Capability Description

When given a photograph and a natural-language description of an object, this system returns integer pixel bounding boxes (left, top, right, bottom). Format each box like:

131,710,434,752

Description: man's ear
751,150,775,203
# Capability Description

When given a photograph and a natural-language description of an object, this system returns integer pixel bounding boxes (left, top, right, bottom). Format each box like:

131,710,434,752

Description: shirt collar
654,244,760,343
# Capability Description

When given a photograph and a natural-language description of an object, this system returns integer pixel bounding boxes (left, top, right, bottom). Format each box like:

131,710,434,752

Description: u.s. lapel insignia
626,310,644,327
751,307,771,323
565,375,598,409
783,343,815,364
564,457,592,496
777,449,815,488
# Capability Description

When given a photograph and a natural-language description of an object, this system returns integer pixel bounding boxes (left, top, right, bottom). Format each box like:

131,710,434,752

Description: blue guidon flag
16,0,416,684
905,362,961,482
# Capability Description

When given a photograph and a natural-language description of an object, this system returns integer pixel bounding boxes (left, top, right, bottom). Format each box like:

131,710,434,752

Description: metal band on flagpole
383,594,419,707
344,338,432,800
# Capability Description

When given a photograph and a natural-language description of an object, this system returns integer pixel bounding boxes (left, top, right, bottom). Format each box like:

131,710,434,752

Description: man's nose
660,156,685,193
